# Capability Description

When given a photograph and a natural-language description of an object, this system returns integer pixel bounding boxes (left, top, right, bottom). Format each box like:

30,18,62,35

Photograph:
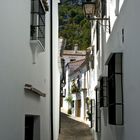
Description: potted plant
87,110,92,121
65,95,73,114
71,80,80,94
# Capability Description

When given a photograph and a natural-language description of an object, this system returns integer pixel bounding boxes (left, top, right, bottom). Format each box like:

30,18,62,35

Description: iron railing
31,0,45,48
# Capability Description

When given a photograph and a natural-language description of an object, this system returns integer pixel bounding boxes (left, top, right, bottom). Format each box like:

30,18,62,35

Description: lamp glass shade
83,2,96,18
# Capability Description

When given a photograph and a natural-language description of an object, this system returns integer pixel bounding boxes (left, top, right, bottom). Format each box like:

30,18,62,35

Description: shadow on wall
91,127,101,140
110,125,124,140
102,108,108,126
24,90,41,102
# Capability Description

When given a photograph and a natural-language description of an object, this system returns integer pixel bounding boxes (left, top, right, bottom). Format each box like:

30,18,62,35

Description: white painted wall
62,68,69,111
81,91,85,119
95,0,140,140
62,52,86,112
0,0,56,140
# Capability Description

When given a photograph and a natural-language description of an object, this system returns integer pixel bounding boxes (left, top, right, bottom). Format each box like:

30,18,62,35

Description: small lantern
82,0,96,19
82,0,110,33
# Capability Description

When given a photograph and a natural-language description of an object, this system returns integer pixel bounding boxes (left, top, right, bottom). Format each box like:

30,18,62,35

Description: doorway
25,115,40,140
76,100,81,117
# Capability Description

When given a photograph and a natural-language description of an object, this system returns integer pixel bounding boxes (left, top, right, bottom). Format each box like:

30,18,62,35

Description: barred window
101,0,107,18
31,0,45,48
108,53,123,125
95,88,101,132
100,77,108,107
96,22,100,52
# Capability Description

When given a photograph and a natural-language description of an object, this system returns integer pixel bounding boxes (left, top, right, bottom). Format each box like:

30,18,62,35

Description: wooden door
77,100,81,117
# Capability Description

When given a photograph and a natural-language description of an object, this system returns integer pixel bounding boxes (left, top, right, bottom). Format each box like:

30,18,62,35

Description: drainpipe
50,0,54,139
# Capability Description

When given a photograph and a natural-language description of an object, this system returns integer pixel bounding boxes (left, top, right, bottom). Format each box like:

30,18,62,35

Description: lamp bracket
89,16,111,33
87,15,110,21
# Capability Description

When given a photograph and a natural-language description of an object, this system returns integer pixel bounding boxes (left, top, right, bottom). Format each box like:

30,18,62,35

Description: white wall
100,0,140,140
62,53,86,112
0,0,51,140
62,68,69,110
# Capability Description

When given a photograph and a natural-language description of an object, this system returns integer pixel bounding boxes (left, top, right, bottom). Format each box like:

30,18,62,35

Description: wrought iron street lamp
82,0,96,19
82,0,110,33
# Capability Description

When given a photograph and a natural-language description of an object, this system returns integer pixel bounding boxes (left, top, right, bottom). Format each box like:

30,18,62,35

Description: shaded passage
59,112,94,140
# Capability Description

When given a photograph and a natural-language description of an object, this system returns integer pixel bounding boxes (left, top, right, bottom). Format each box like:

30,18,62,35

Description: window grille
108,53,123,125
31,0,45,48
96,22,100,52
100,77,108,107
91,99,95,128
95,88,101,132
101,0,107,18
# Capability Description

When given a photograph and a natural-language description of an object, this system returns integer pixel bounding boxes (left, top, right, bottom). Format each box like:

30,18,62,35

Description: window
100,77,108,107
25,115,40,140
31,0,45,48
96,22,100,52
63,89,66,97
72,100,74,108
101,0,107,18
61,59,66,84
122,28,124,43
77,75,80,89
115,0,119,15
70,59,76,62
25,116,34,140
108,53,123,125
89,47,94,69
91,99,95,128
95,88,101,132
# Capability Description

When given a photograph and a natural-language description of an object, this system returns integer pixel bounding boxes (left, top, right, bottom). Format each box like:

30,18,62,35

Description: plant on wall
86,97,90,105
71,79,80,93
65,95,73,104
65,95,73,114
86,110,92,121
86,97,92,121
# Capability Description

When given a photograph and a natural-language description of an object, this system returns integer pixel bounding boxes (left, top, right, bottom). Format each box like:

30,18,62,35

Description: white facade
70,62,87,119
61,49,86,112
63,50,96,124
0,0,60,140
91,0,140,140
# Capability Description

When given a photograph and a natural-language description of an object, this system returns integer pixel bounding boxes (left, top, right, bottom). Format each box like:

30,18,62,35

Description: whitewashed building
68,59,87,118
62,46,96,126
0,0,60,140
88,0,140,140
75,48,95,126
61,46,86,112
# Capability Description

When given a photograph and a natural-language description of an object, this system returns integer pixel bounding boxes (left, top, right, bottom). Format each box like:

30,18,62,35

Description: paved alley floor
58,110,94,140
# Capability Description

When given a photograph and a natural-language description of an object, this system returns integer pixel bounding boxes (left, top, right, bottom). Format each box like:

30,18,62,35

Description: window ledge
30,40,45,64
30,40,45,52
24,84,46,97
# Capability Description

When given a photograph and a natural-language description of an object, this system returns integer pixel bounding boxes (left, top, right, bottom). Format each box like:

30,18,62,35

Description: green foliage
87,111,92,121
86,97,89,104
67,108,72,114
65,95,73,103
59,4,91,50
71,80,79,93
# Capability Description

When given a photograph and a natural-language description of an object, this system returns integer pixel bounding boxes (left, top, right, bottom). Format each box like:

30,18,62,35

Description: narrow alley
59,110,94,140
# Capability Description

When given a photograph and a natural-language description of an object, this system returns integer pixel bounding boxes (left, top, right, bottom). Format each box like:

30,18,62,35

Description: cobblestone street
58,111,94,140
